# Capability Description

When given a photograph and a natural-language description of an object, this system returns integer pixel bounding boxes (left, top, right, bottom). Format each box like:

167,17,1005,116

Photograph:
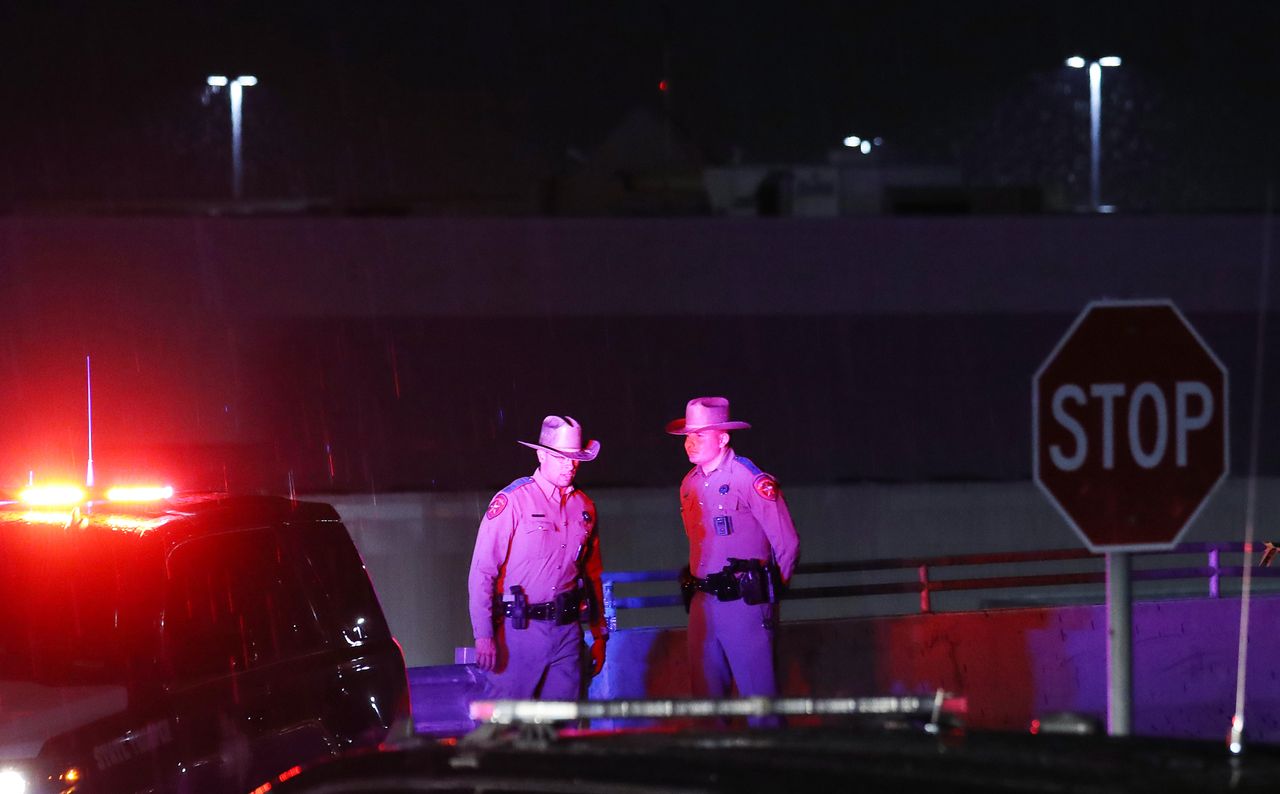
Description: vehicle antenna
1231,184,1274,754
85,355,94,488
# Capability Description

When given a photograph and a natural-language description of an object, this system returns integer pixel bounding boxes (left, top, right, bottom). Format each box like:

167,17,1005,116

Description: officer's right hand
475,637,497,671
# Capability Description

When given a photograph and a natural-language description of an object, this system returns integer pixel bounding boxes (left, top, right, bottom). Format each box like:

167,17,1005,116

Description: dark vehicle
265,719,1280,794
0,490,410,794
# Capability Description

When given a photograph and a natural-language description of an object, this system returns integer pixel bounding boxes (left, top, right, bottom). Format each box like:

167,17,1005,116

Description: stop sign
1033,300,1228,551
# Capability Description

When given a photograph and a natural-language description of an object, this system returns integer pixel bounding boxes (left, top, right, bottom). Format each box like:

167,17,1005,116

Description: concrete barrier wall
586,594,1280,741
325,476,1275,668
335,481,1280,741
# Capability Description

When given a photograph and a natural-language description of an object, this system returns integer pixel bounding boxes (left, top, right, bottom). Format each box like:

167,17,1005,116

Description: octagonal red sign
1032,300,1228,551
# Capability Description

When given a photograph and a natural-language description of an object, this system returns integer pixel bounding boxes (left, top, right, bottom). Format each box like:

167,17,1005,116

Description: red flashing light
942,696,968,715
277,766,302,783
1030,718,1041,735
658,79,668,92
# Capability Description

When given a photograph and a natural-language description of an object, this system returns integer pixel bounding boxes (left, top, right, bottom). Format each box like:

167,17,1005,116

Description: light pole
1066,56,1121,212
206,75,258,199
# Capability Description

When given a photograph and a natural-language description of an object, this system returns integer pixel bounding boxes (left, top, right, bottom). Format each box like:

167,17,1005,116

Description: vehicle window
164,528,325,680
0,521,162,685
283,521,391,649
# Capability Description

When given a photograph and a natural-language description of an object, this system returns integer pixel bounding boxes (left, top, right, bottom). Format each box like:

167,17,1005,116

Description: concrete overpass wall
2,215,1277,494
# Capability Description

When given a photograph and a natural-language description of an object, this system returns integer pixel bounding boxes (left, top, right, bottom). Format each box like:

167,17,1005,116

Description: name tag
714,515,733,536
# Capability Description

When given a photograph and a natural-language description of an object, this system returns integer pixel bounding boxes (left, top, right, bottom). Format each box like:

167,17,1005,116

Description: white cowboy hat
665,396,752,435
518,415,600,461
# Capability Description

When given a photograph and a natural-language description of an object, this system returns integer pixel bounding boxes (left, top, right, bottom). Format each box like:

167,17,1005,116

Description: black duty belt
691,573,721,591
502,590,582,625
690,572,741,600
680,558,779,610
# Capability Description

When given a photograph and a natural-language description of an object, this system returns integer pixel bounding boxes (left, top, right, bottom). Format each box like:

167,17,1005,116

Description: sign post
1033,299,1228,735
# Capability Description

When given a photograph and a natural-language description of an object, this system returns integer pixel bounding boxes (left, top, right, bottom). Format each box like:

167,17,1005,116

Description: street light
1066,56,1121,212
842,135,883,155
206,75,258,199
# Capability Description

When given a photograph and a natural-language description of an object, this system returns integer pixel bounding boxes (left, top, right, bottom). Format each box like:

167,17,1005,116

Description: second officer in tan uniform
668,397,800,700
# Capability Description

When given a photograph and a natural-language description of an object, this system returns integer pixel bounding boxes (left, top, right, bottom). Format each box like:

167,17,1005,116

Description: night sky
1,1,1277,210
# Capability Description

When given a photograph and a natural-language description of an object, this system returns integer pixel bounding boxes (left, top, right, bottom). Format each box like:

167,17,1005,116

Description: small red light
658,79,668,92
277,766,302,782
1030,719,1041,735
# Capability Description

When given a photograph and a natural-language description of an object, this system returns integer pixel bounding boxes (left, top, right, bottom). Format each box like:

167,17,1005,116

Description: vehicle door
281,519,409,748
162,526,332,793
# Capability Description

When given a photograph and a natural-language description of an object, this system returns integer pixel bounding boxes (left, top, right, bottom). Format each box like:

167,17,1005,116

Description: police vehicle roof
0,492,340,549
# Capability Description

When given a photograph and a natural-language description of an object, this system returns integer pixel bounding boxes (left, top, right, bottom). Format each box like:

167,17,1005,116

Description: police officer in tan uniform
667,397,799,700
467,415,607,699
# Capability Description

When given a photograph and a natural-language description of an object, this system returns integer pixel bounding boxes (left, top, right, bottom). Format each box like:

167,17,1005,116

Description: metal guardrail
601,542,1280,628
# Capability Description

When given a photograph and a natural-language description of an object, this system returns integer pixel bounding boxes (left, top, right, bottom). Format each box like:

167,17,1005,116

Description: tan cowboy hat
518,415,600,461
665,396,752,435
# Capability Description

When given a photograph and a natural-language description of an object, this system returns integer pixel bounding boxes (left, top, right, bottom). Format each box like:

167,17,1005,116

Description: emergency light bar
469,691,967,726
16,483,175,507
18,484,86,507
105,485,175,503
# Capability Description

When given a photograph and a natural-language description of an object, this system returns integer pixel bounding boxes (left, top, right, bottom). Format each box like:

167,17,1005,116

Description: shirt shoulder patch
753,473,780,501
485,492,509,520
734,456,764,477
486,477,532,520
501,476,534,495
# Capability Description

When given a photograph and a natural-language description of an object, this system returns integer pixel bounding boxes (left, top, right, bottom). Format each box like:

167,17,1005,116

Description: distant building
706,148,1043,217
550,107,710,216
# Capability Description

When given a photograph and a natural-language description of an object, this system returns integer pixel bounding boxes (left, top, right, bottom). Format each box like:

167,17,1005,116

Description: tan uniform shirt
468,468,605,640
680,448,800,581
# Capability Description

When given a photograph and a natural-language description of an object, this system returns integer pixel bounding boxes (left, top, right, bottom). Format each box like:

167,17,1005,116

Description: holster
727,558,780,605
554,588,585,623
575,576,599,623
705,569,741,601
502,585,529,629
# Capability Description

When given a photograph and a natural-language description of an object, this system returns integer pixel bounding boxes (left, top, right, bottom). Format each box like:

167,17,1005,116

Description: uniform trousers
687,592,777,698
485,618,582,699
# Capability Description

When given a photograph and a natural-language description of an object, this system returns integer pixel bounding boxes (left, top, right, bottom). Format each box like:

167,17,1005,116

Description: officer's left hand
589,637,607,676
